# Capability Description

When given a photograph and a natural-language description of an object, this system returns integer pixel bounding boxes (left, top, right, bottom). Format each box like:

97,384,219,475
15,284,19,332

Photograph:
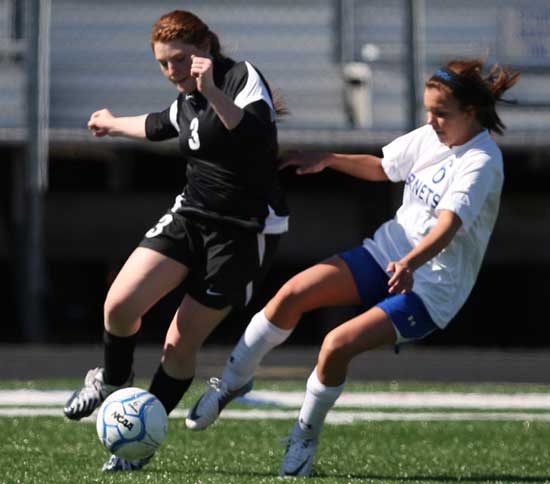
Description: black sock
148,364,193,415
103,330,137,386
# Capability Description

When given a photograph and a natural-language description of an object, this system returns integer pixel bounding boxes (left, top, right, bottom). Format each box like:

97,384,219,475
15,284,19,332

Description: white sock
222,309,292,390
294,367,344,440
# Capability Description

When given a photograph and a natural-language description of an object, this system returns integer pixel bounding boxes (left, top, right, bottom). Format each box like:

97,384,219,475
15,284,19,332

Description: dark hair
150,10,224,60
426,59,520,135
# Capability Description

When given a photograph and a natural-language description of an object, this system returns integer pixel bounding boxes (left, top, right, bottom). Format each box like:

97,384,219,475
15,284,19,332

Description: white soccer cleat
279,433,318,478
101,453,152,472
185,377,253,430
63,367,133,421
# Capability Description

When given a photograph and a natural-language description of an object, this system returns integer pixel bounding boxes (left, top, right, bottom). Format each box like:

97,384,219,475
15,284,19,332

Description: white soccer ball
96,387,168,460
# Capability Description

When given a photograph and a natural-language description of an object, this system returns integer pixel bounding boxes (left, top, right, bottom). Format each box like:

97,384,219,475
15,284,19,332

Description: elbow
225,110,245,131
376,164,389,181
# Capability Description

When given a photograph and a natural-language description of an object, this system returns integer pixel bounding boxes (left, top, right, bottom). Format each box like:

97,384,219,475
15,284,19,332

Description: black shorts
138,210,282,309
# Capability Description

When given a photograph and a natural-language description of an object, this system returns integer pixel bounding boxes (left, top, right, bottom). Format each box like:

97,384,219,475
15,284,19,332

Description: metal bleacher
46,0,347,135
1,0,550,148
348,0,550,141
0,0,24,131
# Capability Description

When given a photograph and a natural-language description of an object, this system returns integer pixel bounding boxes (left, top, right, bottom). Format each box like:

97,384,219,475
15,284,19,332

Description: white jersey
363,124,503,328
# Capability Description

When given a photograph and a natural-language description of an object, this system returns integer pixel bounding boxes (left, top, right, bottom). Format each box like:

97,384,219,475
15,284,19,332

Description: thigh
106,247,189,322
339,246,391,308
317,307,396,385
326,306,397,355
266,255,361,327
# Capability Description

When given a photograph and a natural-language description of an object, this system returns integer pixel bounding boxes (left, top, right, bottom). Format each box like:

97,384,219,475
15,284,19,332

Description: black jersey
145,57,288,234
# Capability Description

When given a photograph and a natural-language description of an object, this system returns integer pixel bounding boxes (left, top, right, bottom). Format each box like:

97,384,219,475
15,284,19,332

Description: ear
463,106,476,120
198,37,211,55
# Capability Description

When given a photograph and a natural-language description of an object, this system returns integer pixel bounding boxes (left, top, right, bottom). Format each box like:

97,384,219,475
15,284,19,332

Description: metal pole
404,0,424,131
332,0,343,64
345,0,355,63
22,0,50,341
336,0,355,64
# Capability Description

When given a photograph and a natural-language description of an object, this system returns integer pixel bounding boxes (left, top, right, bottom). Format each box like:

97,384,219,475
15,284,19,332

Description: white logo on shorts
408,315,417,327
206,287,224,297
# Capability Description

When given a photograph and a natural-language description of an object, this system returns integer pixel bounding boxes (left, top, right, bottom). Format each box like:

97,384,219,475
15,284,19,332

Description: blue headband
432,68,463,88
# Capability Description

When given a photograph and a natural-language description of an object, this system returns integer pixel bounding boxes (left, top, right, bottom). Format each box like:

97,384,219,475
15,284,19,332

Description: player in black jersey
63,10,289,472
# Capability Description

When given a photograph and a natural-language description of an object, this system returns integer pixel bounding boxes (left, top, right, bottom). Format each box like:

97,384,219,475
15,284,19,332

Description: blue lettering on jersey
432,157,454,184
406,173,441,209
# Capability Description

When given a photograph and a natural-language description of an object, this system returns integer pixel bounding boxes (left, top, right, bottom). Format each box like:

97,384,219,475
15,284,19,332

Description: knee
272,277,308,314
319,330,354,365
103,294,134,332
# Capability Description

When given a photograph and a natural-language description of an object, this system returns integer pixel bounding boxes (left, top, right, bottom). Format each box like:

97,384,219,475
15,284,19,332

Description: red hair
150,10,288,117
150,10,223,59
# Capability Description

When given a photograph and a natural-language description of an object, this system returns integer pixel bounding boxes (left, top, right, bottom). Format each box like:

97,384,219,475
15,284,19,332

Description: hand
386,260,414,295
278,150,330,174
190,55,215,94
88,108,115,137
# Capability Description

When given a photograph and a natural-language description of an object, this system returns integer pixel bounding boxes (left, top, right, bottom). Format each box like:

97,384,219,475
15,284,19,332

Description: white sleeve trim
381,152,403,182
262,205,289,234
234,62,275,120
169,100,180,133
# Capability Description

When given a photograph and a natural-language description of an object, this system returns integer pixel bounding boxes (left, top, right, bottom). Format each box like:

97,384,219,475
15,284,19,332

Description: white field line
244,391,550,409
4,389,550,409
3,390,550,423
213,410,550,424
2,407,550,423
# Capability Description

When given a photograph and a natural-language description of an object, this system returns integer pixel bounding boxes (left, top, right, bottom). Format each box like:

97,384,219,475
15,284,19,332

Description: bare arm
386,210,463,294
202,85,244,130
191,55,244,130
88,109,147,139
280,151,389,182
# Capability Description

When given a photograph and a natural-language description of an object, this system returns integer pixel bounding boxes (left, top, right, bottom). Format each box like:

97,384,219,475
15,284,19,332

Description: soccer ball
96,387,168,460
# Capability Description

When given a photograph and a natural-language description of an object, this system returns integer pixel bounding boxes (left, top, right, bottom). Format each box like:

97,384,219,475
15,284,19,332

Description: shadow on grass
145,466,550,483
311,472,550,483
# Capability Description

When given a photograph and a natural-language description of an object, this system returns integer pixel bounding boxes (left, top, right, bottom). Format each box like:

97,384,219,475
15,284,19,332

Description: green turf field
2,380,550,484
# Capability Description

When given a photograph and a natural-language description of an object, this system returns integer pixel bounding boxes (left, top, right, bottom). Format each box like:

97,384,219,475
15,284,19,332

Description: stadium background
2,0,550,350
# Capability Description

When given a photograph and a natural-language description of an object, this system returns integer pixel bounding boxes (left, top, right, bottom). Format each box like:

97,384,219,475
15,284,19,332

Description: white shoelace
198,377,230,411
206,377,227,393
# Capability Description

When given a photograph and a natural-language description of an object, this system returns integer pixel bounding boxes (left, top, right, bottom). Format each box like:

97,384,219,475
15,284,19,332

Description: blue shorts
339,246,438,345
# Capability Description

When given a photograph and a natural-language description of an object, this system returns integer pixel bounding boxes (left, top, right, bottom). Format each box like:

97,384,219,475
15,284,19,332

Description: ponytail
205,30,226,61
427,59,520,135
486,63,520,102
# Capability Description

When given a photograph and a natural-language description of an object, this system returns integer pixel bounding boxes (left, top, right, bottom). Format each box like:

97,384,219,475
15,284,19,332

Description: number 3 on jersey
188,117,200,150
145,214,173,238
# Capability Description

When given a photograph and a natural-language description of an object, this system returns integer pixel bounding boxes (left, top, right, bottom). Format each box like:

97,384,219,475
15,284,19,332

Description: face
153,39,209,93
424,87,482,147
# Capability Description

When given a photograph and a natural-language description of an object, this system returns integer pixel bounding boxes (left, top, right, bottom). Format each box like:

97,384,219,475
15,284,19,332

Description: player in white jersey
62,10,289,472
186,58,520,477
